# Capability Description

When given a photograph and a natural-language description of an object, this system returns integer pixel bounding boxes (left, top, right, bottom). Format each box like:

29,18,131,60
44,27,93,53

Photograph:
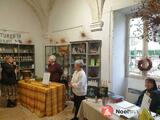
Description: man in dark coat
47,55,63,82
1,56,17,107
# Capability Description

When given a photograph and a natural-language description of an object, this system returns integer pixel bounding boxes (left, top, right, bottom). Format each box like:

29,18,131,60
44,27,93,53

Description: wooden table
18,80,66,117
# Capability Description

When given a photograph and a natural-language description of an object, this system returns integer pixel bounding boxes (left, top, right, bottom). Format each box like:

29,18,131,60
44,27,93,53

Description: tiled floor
0,101,74,120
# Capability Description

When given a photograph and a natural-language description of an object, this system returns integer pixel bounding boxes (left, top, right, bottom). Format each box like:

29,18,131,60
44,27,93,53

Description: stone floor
0,101,74,120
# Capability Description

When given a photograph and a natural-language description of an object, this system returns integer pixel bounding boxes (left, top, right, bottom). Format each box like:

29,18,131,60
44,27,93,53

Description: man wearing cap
47,55,63,82
70,59,87,120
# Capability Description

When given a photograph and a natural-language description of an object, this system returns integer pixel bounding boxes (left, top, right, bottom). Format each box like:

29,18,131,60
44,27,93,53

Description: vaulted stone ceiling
24,0,55,31
24,0,105,32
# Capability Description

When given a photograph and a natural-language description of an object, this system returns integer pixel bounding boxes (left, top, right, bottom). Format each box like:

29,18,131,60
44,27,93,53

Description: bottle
95,96,98,103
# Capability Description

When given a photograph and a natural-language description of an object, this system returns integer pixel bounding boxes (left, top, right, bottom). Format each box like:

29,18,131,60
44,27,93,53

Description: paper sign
42,72,50,85
140,93,151,113
116,101,135,109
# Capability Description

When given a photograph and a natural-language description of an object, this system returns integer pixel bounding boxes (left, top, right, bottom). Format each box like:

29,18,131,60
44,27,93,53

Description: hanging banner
0,30,29,44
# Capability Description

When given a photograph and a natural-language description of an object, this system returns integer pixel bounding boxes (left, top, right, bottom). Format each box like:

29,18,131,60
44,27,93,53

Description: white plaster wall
48,0,92,32
48,0,142,95
48,0,111,88
126,77,145,103
0,0,150,97
0,0,45,77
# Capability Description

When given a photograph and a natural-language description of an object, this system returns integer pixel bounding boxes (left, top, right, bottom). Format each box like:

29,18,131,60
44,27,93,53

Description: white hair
49,55,56,61
75,59,84,67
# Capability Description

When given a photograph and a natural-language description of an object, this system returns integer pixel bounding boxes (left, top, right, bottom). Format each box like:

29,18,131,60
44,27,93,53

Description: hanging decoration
133,0,160,43
58,46,68,56
27,39,32,44
138,58,152,71
60,38,67,44
49,38,53,44
80,30,93,40
81,31,87,38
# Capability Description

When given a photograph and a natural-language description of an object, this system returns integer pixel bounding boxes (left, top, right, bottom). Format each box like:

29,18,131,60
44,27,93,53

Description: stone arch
24,0,55,32
85,0,105,31
24,0,105,32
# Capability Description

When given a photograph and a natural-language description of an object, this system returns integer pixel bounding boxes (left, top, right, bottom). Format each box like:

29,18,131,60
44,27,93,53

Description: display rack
70,41,88,75
45,44,70,80
70,40,101,98
0,43,35,78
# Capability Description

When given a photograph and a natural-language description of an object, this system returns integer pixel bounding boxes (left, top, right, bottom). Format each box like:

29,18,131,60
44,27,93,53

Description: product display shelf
0,43,35,79
70,41,88,75
70,40,101,98
45,44,70,80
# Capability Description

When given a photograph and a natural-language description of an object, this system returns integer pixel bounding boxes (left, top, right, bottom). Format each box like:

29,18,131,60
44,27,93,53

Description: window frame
126,15,160,80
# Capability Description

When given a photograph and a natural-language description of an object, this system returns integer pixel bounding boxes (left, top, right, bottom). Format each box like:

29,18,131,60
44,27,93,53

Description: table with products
18,80,66,117
78,99,160,120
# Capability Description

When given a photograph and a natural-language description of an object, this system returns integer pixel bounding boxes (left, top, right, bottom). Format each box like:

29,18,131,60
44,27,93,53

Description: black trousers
74,94,85,118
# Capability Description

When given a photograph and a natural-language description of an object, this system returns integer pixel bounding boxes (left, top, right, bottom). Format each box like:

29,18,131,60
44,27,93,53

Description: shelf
71,63,86,66
19,53,34,54
20,61,34,62
70,40,101,92
88,53,100,56
71,53,86,55
0,52,34,54
0,60,33,62
88,77,100,79
0,43,35,76
88,66,100,68
0,53,18,54
45,64,69,67
45,45,70,78
20,68,34,71
87,85,98,87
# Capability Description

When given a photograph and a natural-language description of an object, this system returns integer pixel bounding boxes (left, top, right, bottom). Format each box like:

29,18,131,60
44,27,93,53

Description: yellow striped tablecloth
18,80,66,117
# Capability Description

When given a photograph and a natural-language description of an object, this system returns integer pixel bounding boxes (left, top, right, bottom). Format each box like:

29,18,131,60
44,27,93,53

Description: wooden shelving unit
70,40,101,98
0,43,35,79
45,45,70,80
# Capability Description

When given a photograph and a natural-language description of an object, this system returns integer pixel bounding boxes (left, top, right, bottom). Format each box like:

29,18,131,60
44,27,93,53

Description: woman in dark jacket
1,56,17,107
136,78,160,114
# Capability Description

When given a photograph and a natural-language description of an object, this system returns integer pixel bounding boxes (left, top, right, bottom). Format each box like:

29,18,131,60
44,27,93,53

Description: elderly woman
70,59,87,120
47,55,63,82
1,56,17,107
136,78,160,114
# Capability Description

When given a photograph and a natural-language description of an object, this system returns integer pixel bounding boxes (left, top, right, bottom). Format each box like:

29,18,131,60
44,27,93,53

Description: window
128,17,160,78
147,41,160,77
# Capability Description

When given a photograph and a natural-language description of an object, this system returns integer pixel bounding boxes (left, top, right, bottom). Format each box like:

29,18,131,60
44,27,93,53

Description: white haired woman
70,59,87,120
47,55,63,82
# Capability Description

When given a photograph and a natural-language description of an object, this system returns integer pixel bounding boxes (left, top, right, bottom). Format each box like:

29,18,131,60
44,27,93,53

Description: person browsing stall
136,78,160,114
47,55,63,82
70,59,87,120
1,56,18,107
